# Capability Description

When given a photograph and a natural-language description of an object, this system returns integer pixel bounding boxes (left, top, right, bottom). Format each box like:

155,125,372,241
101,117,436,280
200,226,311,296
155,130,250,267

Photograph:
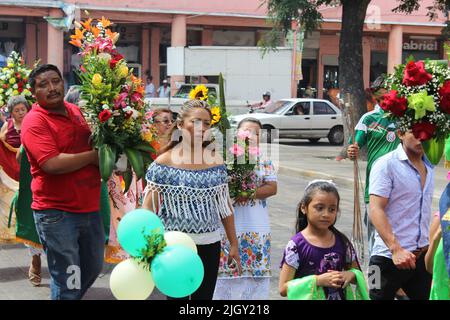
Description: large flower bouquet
70,17,155,184
0,51,33,110
382,58,450,164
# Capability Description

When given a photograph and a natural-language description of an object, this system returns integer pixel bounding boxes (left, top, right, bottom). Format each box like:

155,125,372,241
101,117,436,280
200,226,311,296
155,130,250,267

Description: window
313,102,336,115
289,102,310,115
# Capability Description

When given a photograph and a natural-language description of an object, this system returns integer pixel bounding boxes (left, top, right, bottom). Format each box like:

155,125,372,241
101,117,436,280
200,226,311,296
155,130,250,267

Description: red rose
412,121,436,141
18,87,23,93
110,52,124,69
402,60,432,86
2,84,7,89
18,82,24,89
439,80,450,114
15,73,21,79
98,109,112,123
380,90,408,117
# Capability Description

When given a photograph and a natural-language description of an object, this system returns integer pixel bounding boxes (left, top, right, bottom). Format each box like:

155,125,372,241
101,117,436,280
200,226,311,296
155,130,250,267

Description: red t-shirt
21,102,100,213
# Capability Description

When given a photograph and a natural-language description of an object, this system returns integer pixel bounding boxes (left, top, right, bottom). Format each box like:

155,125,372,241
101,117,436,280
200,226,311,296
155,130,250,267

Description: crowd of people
0,64,448,301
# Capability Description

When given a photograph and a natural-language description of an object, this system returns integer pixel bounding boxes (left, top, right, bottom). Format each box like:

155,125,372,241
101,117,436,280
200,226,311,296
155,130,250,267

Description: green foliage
136,230,167,270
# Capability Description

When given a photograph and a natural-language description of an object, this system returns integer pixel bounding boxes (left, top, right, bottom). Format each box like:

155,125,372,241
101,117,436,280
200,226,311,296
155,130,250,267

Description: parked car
229,98,344,145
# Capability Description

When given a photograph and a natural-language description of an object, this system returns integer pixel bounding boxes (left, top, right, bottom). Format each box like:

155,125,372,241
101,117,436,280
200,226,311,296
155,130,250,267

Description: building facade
0,0,448,99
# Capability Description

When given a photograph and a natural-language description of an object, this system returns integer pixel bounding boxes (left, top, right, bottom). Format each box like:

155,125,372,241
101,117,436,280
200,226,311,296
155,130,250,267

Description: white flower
102,104,110,110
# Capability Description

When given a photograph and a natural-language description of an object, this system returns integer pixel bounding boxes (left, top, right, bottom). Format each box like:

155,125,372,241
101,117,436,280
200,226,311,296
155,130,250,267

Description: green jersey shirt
350,107,400,203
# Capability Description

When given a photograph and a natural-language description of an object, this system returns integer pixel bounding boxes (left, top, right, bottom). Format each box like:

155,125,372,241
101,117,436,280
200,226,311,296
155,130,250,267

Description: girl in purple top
279,180,361,300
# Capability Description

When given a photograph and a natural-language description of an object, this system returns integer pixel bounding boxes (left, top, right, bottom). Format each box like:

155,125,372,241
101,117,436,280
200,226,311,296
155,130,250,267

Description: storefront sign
403,39,438,51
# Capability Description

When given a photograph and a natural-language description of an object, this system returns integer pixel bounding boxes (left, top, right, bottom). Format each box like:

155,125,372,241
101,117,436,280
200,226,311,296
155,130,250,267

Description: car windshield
173,85,217,98
257,100,291,114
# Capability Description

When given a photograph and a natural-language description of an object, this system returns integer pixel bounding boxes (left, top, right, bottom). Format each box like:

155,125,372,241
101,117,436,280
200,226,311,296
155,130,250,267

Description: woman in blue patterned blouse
142,99,241,300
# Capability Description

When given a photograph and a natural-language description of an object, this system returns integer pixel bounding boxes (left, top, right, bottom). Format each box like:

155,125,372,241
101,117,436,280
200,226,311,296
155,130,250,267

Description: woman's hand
340,270,356,288
227,243,242,275
233,195,250,206
316,271,345,288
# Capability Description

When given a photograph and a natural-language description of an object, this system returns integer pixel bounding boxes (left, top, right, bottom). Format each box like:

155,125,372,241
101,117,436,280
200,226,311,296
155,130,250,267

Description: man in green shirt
347,80,400,255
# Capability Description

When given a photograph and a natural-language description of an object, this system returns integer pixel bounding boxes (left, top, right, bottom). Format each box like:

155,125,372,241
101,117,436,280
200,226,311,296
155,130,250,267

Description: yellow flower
13,90,19,95
189,84,208,101
117,65,128,78
92,74,103,87
141,131,154,143
210,106,221,125
22,89,31,96
9,78,16,84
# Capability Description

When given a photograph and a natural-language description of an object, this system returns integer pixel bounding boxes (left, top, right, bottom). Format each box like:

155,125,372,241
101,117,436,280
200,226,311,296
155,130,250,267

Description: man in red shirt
21,64,103,300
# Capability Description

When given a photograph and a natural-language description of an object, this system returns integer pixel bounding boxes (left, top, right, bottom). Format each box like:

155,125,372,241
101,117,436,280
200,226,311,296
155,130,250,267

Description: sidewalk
275,139,449,208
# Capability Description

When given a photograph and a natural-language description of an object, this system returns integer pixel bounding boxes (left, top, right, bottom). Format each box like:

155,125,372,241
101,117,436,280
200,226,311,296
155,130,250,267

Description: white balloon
164,231,198,253
110,259,155,300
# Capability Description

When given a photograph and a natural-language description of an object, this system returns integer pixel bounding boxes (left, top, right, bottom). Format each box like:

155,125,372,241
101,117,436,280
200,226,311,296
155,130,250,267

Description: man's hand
392,246,416,270
347,143,359,160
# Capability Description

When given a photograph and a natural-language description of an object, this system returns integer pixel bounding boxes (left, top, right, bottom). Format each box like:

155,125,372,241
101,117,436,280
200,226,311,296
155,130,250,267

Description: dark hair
296,181,360,270
29,64,63,89
237,117,263,130
159,99,213,155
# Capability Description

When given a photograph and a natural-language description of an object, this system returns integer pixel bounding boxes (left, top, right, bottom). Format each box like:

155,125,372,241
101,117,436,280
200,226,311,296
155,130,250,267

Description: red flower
412,121,436,141
439,80,450,114
109,52,124,69
80,65,87,73
15,73,21,79
402,60,432,86
380,90,408,117
2,84,8,89
124,110,133,119
98,109,112,123
18,82,24,89
18,87,23,93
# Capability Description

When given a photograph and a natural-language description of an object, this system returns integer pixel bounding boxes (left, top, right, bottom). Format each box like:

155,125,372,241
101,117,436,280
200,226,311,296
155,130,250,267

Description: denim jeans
33,209,105,300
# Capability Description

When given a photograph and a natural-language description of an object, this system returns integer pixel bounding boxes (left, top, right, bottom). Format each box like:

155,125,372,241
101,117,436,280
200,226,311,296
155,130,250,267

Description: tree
262,0,449,155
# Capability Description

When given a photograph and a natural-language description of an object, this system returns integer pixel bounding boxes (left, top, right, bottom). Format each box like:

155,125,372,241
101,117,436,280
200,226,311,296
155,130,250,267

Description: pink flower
237,129,251,140
248,146,260,156
229,144,244,157
114,92,128,109
145,111,154,120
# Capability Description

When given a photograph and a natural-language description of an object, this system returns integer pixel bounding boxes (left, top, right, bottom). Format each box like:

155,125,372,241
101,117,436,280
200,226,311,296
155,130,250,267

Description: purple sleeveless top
6,118,21,148
281,231,358,300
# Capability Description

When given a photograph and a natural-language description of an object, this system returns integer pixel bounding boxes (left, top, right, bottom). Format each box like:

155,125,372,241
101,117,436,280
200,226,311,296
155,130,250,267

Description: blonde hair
159,99,212,154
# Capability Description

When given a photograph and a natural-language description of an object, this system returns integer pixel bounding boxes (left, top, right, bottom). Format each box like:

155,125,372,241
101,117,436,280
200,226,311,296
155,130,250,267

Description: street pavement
0,139,448,300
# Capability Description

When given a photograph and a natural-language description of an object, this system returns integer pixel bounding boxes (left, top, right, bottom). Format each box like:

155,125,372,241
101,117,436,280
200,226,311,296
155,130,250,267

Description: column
47,8,64,72
25,20,37,67
37,21,48,65
170,15,187,95
387,25,403,74
150,27,160,89
141,26,151,81
363,37,371,88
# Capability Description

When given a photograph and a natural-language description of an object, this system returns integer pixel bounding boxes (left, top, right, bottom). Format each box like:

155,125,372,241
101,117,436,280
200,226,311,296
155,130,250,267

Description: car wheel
262,125,275,144
308,138,320,144
328,126,344,145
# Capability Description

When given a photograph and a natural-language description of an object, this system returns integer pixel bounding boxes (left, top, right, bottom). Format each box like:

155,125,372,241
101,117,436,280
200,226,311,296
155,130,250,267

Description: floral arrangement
70,17,155,184
382,58,450,164
227,129,260,204
0,51,34,110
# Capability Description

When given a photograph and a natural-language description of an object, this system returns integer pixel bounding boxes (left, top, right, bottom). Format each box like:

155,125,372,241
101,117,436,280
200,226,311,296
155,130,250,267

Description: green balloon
117,209,164,257
151,245,204,298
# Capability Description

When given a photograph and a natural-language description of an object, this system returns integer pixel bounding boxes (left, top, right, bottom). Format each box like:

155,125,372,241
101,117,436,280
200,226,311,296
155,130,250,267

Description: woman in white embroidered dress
142,99,241,300
214,118,277,300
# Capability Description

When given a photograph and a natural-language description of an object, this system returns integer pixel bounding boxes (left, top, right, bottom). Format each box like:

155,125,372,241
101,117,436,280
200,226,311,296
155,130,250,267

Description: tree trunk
337,0,371,160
